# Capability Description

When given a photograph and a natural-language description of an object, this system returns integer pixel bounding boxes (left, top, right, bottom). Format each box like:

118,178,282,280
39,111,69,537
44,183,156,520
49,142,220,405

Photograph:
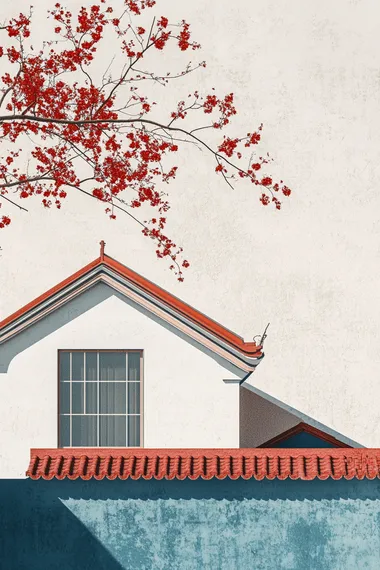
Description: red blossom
246,132,260,146
125,0,156,15
7,13,30,38
178,22,190,51
158,16,168,28
203,95,218,114
260,193,270,206
0,215,11,228
153,31,170,50
218,137,239,157
92,188,105,200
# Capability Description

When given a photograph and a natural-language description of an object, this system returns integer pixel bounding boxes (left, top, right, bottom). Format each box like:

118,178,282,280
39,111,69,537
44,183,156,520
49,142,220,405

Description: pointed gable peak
0,244,264,373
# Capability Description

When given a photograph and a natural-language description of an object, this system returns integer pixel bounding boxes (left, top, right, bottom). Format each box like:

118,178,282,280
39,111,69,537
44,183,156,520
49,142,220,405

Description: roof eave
0,256,263,373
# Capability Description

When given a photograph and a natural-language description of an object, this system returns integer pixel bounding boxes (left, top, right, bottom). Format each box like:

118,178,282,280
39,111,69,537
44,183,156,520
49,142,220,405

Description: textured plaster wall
0,285,240,478
1,478,380,570
240,385,300,447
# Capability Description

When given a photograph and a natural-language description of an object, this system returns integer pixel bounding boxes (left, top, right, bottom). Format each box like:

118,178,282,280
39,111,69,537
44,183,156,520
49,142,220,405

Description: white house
0,242,361,480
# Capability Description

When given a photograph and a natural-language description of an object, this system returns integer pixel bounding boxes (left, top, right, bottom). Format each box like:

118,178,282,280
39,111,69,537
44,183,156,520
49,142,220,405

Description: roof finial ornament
259,322,270,346
100,240,106,261
252,322,270,347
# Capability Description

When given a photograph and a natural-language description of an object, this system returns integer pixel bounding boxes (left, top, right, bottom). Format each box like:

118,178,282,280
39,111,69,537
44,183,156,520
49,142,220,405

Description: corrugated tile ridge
26,448,380,482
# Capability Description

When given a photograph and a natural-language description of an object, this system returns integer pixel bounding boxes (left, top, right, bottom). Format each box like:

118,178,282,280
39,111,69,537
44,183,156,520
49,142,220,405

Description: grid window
58,350,142,447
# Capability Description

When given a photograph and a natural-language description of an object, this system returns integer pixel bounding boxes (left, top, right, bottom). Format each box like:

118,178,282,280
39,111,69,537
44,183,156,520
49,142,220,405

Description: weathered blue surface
1,478,380,569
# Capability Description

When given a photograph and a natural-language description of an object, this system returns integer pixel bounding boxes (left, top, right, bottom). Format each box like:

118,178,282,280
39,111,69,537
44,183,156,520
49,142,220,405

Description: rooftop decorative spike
100,240,106,261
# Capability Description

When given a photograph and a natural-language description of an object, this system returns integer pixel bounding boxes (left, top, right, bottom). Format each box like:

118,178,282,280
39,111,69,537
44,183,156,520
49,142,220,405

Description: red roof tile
26,448,380,481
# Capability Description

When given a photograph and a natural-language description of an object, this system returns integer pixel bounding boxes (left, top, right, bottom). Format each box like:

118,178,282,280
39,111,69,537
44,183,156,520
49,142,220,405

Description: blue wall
1,478,380,569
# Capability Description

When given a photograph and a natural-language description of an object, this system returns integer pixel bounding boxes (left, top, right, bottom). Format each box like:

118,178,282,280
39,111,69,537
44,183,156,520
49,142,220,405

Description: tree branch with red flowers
0,0,292,280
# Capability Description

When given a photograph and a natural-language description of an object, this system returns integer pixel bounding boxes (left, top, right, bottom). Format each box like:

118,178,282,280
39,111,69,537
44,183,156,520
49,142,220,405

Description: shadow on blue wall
0,480,125,570
1,478,380,570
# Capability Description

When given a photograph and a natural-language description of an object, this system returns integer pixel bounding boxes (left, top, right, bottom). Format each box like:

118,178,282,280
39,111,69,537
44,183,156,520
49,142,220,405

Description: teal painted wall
1,478,380,569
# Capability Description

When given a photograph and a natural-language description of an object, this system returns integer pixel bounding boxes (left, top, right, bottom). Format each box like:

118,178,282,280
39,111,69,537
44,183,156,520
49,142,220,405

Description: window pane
128,416,140,447
128,383,140,414
58,350,142,448
72,352,84,381
128,352,140,381
86,352,97,381
72,416,97,446
86,382,97,414
100,383,126,414
99,352,126,381
99,416,126,446
59,352,70,381
59,382,70,414
59,415,70,447
72,383,84,414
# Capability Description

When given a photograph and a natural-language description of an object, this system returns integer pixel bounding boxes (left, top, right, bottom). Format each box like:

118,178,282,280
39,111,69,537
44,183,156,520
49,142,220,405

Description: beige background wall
1,1,379,446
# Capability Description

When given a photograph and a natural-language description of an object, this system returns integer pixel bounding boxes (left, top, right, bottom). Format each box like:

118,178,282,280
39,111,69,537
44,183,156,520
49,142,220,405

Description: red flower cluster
6,13,31,38
218,137,239,158
178,21,200,51
0,0,292,280
0,216,11,228
202,92,236,128
125,0,156,15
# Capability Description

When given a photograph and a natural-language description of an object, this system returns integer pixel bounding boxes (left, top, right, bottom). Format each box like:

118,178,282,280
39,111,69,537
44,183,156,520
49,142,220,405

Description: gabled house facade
2,243,380,569
0,242,375,481
0,242,265,478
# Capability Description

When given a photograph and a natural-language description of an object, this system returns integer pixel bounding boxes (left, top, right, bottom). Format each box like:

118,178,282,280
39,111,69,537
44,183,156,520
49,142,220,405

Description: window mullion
97,351,99,447
84,351,86,414
69,352,72,447
140,351,143,448
126,351,128,446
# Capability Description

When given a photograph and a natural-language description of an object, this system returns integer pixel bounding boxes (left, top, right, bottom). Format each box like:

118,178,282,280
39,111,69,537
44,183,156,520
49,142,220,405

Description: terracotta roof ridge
0,251,263,360
27,448,380,481
0,256,102,330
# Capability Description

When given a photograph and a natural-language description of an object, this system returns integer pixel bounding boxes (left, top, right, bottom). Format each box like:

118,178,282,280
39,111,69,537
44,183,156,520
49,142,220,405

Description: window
58,350,142,447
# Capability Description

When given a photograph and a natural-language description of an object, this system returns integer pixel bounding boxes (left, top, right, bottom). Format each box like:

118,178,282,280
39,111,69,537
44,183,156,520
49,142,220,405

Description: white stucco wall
0,284,240,478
